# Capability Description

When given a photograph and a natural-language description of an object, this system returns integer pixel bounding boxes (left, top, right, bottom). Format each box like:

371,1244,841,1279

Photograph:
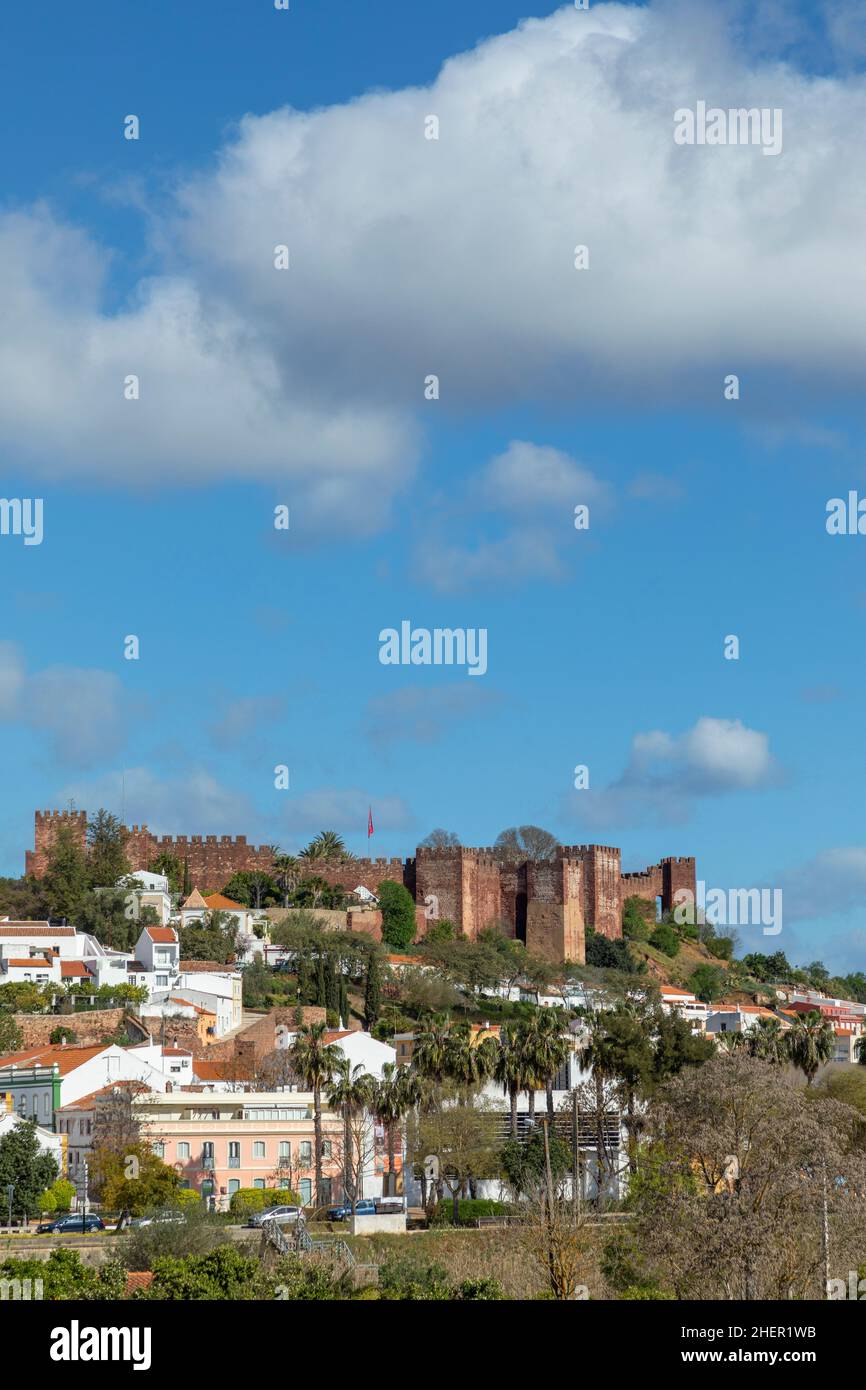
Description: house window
228,1179,240,1195
278,1141,291,1163
152,1142,165,1158
253,1142,266,1159
320,1178,332,1204
299,1179,312,1205
299,1141,312,1166
322,1141,332,1159
178,1142,190,1160
156,976,168,987
32,1096,38,1117
228,1142,241,1168
253,1178,265,1190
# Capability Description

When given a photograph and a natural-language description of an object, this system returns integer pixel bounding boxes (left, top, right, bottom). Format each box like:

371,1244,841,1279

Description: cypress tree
324,957,339,1016
316,952,327,1008
363,951,381,1029
339,975,349,1028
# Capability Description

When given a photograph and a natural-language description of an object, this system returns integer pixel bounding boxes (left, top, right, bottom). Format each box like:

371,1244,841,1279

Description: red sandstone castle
27,810,695,963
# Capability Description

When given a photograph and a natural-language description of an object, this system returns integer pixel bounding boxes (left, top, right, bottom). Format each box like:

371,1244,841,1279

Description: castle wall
26,812,692,968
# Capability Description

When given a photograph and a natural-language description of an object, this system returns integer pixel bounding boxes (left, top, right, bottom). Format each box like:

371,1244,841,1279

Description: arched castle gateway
26,810,695,964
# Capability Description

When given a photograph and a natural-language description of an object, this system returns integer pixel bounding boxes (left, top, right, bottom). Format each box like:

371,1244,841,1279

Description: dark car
48,1213,105,1234
327,1199,377,1222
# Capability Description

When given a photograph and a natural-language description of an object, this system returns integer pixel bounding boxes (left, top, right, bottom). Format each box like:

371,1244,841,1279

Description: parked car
128,1209,187,1229
327,1199,377,1222
246,1205,301,1229
40,1213,105,1234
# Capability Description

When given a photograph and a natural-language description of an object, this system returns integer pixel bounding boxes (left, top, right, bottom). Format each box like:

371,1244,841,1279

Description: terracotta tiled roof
324,1030,354,1043
60,961,90,977
168,996,214,1016
193,1059,230,1080
203,894,245,911
0,924,75,936
4,958,51,968
181,890,208,910
125,1271,154,1294
0,1044,108,1075
144,927,178,944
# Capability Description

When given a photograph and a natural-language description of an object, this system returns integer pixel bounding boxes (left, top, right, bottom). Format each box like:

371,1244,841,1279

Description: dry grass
346,1225,607,1300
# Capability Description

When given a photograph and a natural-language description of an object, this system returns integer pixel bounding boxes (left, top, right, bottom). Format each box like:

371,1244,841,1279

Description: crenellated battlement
25,810,694,961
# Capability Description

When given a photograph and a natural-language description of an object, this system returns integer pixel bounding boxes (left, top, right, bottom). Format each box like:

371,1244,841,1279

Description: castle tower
26,809,88,878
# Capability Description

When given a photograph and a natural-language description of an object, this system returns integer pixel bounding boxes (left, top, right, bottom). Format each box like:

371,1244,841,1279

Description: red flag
367,806,374,838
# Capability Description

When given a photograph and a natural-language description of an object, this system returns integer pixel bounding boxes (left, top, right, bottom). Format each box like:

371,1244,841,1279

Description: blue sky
1,0,866,970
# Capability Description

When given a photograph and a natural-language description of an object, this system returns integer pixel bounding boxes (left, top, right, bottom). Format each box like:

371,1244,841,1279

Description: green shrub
228,1187,300,1214
649,923,680,958
429,1198,514,1227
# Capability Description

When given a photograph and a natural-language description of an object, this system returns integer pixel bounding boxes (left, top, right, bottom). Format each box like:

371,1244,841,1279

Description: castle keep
26,811,695,964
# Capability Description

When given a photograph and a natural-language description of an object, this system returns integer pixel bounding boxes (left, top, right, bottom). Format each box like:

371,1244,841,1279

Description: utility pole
542,1117,555,1218
571,1090,581,1215
821,1157,831,1298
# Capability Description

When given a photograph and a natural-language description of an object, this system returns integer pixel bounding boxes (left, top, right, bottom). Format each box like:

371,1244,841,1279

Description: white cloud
477,441,608,513
59,766,257,836
565,714,778,827
777,847,866,924
1,2,865,512
0,643,130,768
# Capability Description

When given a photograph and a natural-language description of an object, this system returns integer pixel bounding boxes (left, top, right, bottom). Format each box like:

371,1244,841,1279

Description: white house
0,1103,64,1173
117,869,173,927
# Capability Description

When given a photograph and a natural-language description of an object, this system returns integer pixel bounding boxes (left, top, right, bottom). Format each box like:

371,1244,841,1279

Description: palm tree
533,1010,573,1121
786,1010,835,1084
271,851,301,908
326,1058,375,1208
517,1013,552,1122
300,831,354,863
718,1029,748,1053
372,1062,410,1197
749,1016,786,1064
288,1022,341,1204
494,1024,526,1139
444,1022,497,1099
411,1015,453,1087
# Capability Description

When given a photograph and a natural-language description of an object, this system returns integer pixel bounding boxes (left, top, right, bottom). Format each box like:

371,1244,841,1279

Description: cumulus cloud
59,766,258,837
0,642,130,767
564,715,779,827
416,439,606,590
363,684,502,747
777,847,866,924
2,1,866,517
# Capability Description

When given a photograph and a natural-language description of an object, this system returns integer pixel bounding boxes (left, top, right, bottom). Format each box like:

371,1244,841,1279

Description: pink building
132,1089,348,1208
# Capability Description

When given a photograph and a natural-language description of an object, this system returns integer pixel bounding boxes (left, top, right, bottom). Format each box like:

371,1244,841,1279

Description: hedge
228,1187,301,1214
430,1199,515,1227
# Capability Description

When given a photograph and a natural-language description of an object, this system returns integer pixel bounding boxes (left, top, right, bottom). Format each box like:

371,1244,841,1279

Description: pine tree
42,826,89,920
315,952,327,1008
364,950,381,1029
86,809,130,889
324,957,339,1016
